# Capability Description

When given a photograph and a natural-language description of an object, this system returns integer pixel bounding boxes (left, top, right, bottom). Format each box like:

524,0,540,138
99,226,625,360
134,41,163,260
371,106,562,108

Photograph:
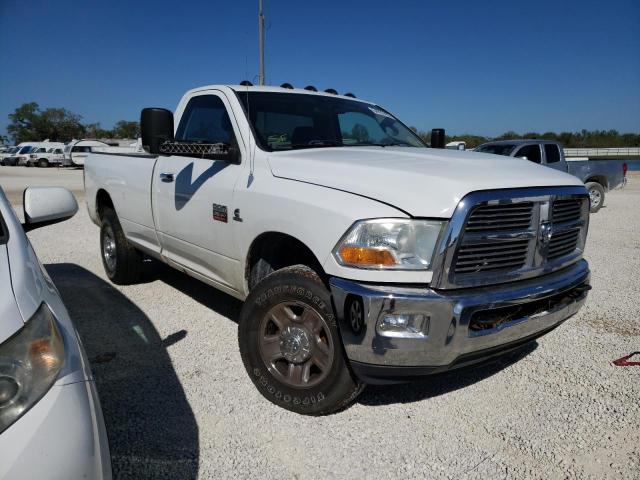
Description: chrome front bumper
330,260,590,384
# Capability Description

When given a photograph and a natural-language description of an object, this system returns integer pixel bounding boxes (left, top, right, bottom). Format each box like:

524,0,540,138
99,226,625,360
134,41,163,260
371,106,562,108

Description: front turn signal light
338,246,396,267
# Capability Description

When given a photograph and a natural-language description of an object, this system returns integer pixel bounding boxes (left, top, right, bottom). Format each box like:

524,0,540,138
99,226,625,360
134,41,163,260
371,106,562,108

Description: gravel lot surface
1,166,638,479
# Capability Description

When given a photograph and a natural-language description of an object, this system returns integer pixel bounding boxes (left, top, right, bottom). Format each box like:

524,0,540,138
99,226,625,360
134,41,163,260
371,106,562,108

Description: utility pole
258,0,265,85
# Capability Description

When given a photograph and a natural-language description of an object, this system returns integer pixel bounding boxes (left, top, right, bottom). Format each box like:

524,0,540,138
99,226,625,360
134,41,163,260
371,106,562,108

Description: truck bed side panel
566,159,625,190
85,153,161,255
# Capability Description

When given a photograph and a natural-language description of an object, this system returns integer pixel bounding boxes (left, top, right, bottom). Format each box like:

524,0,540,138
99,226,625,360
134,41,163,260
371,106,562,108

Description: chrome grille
455,238,529,273
548,199,583,259
431,187,590,289
552,199,582,224
454,202,533,274
548,229,580,259
464,202,533,231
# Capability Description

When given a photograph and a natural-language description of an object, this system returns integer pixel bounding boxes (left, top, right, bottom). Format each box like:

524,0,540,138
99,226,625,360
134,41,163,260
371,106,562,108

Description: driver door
153,91,244,291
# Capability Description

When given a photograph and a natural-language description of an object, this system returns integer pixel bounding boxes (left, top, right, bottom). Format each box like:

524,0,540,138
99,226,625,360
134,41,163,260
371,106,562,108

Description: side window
515,144,542,164
176,95,234,144
544,144,560,163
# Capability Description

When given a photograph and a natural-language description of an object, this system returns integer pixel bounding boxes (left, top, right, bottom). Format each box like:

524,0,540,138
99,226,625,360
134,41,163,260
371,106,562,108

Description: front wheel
239,265,364,415
37,158,49,168
586,182,605,213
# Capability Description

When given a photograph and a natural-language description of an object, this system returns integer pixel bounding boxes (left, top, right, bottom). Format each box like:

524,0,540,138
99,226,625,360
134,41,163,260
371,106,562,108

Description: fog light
377,313,429,338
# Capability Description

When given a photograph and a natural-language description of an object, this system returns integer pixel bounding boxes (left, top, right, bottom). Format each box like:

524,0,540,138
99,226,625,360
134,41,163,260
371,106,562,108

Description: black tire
239,265,364,415
25,161,32,168
586,182,605,213
100,207,143,284
38,158,49,168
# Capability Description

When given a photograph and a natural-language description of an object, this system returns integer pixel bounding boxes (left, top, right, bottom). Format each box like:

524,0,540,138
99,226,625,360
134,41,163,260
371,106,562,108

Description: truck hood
267,147,584,217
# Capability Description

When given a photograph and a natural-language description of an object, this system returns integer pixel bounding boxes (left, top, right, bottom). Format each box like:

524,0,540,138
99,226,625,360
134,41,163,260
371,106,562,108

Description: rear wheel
586,182,605,213
239,265,364,415
100,207,143,284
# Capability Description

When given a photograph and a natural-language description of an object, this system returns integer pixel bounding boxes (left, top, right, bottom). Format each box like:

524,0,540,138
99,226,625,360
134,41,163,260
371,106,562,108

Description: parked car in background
28,146,66,168
0,186,111,479
85,84,591,415
0,146,19,165
474,139,626,212
3,144,34,166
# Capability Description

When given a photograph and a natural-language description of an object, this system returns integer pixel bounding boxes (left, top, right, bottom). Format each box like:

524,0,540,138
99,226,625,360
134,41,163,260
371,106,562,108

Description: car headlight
333,219,445,270
0,303,64,434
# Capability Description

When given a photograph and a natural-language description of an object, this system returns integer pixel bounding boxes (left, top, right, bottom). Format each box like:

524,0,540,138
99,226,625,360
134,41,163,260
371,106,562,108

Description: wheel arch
245,231,327,292
95,188,115,221
585,175,608,190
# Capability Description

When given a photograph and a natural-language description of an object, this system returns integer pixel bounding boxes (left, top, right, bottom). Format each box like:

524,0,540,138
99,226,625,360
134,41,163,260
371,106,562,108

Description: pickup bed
474,139,627,212
85,85,591,414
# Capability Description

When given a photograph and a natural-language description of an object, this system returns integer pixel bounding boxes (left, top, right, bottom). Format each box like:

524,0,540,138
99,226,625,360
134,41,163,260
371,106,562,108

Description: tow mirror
23,187,78,232
431,128,446,149
141,108,174,154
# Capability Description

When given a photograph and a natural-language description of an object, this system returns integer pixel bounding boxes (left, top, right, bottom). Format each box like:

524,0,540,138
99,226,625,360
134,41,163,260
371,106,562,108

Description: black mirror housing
431,128,446,149
141,108,174,154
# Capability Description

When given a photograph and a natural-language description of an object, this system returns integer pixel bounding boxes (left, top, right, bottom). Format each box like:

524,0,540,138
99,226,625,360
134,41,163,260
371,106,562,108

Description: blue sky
1,0,638,138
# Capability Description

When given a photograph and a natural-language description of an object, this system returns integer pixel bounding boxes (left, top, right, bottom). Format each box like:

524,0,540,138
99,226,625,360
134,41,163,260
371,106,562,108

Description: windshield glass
18,146,33,154
237,92,426,151
475,143,517,156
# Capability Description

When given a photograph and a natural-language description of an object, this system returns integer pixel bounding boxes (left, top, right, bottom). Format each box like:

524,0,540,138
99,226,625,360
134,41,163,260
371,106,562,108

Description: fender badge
212,204,228,223
233,208,243,222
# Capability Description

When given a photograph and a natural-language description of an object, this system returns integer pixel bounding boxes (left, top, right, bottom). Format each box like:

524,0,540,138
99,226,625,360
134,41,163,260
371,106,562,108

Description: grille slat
456,253,528,266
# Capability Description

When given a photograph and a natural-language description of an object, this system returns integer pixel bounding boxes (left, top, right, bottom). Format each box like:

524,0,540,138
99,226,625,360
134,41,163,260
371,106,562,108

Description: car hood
0,244,25,344
267,147,584,217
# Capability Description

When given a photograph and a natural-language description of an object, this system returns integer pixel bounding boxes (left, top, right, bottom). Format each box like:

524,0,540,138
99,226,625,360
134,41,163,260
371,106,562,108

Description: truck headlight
333,219,445,270
0,303,64,434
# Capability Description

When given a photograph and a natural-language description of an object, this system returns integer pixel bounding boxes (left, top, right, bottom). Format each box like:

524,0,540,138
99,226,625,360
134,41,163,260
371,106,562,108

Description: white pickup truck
85,84,591,415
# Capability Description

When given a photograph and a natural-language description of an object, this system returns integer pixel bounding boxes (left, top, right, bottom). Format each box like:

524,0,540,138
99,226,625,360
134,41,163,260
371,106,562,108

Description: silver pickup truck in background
474,140,627,212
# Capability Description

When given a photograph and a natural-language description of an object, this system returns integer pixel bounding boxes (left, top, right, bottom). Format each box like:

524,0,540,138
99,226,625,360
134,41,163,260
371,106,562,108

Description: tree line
2,102,639,148
416,129,640,149
3,102,139,144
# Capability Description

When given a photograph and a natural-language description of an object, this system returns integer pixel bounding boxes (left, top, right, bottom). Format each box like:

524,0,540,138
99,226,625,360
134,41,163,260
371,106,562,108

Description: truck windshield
237,92,426,151
475,144,517,156
18,146,33,154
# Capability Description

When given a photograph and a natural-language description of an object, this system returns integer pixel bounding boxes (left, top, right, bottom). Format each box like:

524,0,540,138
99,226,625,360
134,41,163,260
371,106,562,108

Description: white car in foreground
0,186,111,479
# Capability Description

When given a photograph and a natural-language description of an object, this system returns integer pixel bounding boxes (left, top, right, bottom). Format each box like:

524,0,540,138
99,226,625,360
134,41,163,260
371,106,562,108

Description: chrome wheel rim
589,188,601,208
102,225,117,271
259,301,334,388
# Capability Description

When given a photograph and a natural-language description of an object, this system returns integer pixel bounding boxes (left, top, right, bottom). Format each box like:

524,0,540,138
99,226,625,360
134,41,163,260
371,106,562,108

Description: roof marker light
280,83,294,89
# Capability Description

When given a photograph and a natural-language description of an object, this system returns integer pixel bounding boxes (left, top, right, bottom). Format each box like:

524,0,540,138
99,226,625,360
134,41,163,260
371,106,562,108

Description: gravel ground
1,166,638,479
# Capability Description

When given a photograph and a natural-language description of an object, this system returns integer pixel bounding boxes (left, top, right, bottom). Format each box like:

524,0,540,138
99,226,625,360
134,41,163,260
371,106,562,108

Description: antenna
258,0,266,85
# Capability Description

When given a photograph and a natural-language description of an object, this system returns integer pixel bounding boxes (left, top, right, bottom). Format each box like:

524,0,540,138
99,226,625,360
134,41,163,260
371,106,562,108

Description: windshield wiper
290,140,343,150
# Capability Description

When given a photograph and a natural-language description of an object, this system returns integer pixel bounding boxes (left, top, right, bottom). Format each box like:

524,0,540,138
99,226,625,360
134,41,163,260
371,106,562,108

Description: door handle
160,172,174,182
